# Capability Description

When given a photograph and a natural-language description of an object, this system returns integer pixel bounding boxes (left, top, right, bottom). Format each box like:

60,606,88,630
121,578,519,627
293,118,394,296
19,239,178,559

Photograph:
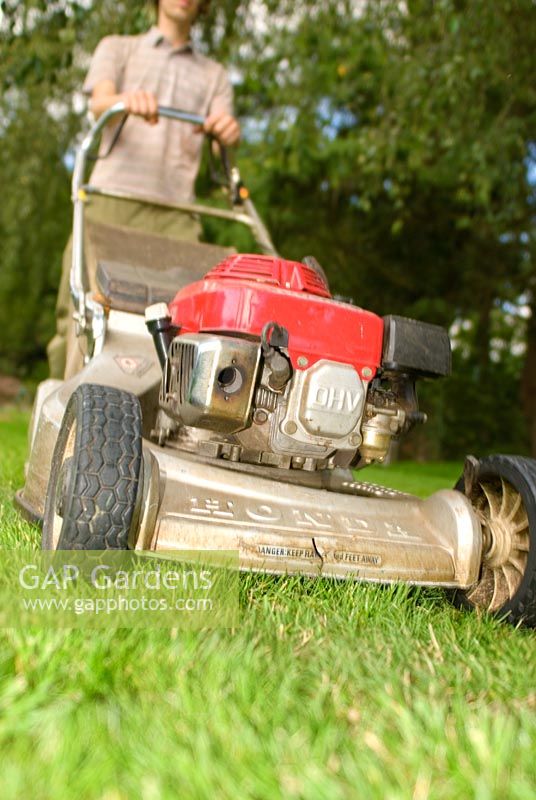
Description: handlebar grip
157,106,205,127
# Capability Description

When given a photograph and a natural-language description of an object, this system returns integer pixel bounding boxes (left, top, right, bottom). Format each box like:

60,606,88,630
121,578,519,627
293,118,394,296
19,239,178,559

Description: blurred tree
0,0,152,376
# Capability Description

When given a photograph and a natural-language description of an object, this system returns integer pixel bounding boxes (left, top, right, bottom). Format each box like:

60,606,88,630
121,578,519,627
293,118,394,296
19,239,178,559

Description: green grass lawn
0,409,535,799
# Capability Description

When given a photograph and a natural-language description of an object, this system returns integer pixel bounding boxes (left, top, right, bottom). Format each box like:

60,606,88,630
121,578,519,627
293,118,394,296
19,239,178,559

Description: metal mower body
20,305,481,590
16,104,536,626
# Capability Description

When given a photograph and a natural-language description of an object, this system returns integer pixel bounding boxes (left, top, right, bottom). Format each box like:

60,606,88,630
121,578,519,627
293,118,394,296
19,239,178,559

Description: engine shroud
168,254,384,380
159,254,401,471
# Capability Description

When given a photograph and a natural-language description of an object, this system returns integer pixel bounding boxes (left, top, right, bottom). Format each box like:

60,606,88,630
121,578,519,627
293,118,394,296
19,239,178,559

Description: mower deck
141,444,482,587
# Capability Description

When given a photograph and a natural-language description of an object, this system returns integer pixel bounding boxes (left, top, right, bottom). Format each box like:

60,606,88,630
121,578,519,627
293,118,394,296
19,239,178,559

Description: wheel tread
455,454,536,627
44,384,142,550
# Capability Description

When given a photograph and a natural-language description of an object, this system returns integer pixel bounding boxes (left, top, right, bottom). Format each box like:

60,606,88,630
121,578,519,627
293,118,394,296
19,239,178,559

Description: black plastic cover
382,315,452,378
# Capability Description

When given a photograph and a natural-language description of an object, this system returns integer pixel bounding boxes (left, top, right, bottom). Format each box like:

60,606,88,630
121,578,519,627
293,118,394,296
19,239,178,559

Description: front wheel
453,455,536,626
42,383,143,550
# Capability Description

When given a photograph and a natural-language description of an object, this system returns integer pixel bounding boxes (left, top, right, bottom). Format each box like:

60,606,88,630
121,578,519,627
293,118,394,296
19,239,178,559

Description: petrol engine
146,255,451,471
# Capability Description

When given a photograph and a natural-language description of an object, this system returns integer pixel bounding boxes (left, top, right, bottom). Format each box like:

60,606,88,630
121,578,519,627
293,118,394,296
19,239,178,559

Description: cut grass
0,408,535,800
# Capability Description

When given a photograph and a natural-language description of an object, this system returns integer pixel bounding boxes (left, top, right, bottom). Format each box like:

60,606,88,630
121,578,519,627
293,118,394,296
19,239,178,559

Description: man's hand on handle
120,90,159,125
202,112,241,147
90,83,159,125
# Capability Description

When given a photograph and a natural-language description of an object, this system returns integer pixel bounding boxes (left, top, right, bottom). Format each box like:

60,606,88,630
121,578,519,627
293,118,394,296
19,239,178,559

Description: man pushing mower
48,0,240,378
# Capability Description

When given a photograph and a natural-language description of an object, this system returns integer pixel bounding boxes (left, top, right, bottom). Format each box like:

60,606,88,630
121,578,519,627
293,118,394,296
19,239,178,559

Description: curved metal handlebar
70,102,213,327
72,102,205,199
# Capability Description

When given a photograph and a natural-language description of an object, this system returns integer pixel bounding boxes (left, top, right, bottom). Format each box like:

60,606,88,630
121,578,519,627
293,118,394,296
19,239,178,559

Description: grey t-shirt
84,27,234,204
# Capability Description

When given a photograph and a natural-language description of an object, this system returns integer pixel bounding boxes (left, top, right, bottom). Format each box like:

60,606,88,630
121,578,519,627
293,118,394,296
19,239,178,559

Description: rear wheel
453,455,536,626
43,383,143,550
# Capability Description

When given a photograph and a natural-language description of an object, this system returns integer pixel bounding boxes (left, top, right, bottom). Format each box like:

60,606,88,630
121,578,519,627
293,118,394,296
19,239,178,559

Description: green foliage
0,0,534,454
231,0,534,311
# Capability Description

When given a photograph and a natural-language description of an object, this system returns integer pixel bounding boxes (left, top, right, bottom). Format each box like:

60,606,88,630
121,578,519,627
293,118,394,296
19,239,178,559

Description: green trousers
47,194,201,379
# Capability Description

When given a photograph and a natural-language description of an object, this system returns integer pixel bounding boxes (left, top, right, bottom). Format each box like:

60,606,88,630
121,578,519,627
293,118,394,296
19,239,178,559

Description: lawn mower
16,104,536,627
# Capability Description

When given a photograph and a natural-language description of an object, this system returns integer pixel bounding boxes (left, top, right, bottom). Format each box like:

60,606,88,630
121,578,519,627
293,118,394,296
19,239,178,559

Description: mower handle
69,101,276,360
70,101,228,332
72,101,214,197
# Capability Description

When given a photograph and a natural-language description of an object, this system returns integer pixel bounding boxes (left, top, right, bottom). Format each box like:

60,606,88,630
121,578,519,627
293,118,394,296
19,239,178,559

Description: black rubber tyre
43,384,143,550
452,455,536,627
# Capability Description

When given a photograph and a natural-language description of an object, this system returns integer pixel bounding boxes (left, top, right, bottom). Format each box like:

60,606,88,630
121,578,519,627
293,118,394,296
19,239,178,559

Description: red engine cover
168,254,384,379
